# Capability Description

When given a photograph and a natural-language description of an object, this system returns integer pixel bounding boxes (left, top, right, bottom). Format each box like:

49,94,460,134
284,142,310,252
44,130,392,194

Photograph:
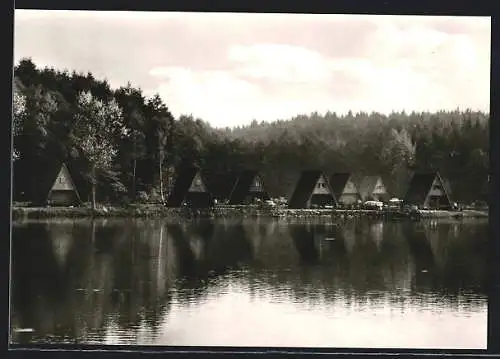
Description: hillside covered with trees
12,58,489,206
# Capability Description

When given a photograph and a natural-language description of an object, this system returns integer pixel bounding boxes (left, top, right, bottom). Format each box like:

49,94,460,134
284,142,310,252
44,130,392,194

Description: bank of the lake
11,204,488,222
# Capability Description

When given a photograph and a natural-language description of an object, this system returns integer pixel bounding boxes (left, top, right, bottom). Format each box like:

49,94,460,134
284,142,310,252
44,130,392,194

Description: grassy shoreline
11,204,488,222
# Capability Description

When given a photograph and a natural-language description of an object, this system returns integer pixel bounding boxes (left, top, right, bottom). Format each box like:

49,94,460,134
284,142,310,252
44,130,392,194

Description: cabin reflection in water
288,223,347,264
10,218,488,347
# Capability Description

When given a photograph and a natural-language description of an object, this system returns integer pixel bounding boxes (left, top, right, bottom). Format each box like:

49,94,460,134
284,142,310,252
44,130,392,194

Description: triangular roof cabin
166,166,214,208
328,173,361,205
202,170,239,203
403,172,453,209
229,170,270,205
47,163,81,205
13,159,85,206
288,170,337,209
358,175,390,202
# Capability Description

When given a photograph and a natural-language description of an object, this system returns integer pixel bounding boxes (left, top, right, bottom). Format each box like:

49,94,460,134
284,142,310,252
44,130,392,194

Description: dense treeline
12,58,489,206
223,109,489,202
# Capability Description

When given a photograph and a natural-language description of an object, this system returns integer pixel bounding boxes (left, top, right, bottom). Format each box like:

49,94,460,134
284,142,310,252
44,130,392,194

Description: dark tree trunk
91,165,97,210
159,158,163,202
131,139,137,200
132,158,137,199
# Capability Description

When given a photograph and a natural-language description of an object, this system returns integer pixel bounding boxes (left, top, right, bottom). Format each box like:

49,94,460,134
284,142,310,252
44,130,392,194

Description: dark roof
403,172,435,204
166,166,197,207
31,160,63,203
358,175,385,200
13,159,86,204
441,177,453,197
202,170,239,201
328,173,354,198
48,163,82,200
288,170,333,209
229,170,269,205
404,172,452,204
166,166,212,207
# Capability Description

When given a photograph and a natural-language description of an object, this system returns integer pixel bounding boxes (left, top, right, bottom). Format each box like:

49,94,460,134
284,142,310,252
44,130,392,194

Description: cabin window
195,178,201,186
59,177,64,184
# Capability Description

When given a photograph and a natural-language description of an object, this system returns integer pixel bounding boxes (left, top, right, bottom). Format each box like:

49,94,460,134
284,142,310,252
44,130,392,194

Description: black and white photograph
10,10,490,350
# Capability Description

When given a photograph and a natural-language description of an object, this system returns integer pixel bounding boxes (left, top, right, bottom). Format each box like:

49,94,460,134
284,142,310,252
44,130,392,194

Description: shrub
137,191,149,203
120,196,132,207
12,201,31,207
148,188,164,203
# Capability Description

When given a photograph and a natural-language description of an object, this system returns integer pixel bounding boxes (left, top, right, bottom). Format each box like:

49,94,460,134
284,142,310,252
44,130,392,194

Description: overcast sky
14,10,491,128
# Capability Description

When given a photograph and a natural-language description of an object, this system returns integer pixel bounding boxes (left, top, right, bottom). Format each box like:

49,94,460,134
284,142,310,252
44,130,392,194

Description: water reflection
10,218,488,348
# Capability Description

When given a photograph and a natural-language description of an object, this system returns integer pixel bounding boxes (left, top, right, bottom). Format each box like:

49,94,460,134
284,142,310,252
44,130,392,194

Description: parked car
363,200,384,210
275,197,288,206
388,198,403,209
263,199,276,207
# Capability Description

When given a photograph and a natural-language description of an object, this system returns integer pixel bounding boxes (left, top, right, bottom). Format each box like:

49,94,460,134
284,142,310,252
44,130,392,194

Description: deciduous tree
72,91,126,209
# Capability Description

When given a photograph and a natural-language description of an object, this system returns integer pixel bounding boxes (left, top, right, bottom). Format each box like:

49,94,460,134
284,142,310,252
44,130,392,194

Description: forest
12,58,489,207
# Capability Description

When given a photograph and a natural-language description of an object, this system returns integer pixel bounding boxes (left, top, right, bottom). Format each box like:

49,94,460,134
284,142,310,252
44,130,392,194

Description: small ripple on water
10,219,488,348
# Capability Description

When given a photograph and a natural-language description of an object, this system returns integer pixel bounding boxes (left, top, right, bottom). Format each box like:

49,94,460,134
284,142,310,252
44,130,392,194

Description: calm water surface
10,217,488,349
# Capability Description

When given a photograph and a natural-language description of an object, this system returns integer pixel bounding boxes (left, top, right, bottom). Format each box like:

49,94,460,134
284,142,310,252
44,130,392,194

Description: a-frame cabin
166,166,214,208
203,170,239,204
47,163,82,206
329,173,362,206
16,158,93,206
13,160,82,206
358,175,390,202
403,172,453,209
288,170,337,209
229,170,270,205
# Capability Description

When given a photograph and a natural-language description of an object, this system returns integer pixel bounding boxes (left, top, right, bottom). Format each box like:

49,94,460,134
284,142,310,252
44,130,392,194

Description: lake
10,217,488,349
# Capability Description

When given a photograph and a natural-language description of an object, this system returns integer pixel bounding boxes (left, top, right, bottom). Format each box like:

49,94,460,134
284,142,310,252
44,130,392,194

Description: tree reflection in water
10,217,488,346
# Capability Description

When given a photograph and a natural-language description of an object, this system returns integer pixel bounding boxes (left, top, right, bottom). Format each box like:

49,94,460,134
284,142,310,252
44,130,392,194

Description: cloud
150,66,261,126
228,44,332,84
150,44,354,126
14,11,490,127
361,18,490,112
